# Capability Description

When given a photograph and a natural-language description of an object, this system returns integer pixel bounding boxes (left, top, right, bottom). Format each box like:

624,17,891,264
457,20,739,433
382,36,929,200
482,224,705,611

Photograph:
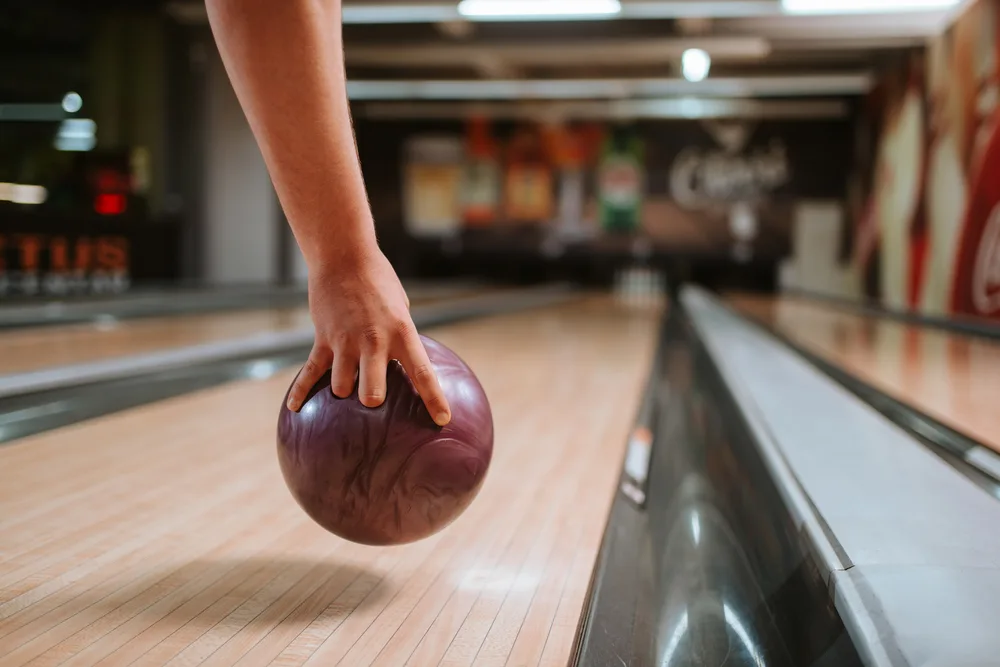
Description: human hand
285,248,452,426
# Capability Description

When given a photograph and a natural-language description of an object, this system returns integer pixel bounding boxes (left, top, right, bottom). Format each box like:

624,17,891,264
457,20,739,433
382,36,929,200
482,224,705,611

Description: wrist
305,231,381,279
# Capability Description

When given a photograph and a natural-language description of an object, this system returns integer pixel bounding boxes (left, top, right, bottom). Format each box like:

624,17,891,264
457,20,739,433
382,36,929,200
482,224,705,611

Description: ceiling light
682,48,711,82
61,92,82,113
782,0,961,14
0,183,48,205
55,118,97,152
457,0,622,20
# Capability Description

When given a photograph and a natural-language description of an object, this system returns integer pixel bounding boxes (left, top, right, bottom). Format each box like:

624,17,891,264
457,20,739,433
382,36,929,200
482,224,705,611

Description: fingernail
434,411,451,426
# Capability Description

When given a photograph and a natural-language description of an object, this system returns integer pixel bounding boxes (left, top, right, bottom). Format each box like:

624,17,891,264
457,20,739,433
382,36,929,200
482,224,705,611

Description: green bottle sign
598,128,644,233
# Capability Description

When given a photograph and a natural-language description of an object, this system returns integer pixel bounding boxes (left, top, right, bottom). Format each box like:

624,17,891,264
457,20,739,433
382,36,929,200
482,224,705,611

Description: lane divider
0,286,577,400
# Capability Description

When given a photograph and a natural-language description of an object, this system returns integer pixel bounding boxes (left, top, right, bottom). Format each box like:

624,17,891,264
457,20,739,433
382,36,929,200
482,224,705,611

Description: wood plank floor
0,296,660,667
0,287,465,378
729,293,1000,454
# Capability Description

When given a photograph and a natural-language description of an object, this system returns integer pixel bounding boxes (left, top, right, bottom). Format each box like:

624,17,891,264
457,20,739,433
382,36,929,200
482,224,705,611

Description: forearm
205,0,375,269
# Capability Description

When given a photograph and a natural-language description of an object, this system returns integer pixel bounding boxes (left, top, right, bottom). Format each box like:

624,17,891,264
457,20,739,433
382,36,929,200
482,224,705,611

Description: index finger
398,334,451,427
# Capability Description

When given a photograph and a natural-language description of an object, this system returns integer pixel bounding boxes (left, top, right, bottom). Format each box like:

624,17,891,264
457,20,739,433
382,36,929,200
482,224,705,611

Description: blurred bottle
403,135,465,238
461,117,500,228
598,126,644,234
503,125,554,226
543,122,587,239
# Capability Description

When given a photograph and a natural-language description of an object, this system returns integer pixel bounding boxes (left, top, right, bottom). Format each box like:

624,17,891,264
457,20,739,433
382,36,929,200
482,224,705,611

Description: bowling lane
729,293,1000,454
0,296,661,667
0,286,482,378
0,307,313,377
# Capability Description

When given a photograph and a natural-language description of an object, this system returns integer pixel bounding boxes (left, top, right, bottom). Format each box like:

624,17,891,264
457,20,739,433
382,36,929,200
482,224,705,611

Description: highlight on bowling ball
276,335,494,546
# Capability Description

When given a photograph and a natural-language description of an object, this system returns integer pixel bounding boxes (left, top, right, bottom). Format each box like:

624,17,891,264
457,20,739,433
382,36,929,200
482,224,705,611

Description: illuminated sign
0,233,130,296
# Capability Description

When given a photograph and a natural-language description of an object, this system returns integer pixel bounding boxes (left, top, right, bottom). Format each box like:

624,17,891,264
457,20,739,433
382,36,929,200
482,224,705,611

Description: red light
95,193,126,216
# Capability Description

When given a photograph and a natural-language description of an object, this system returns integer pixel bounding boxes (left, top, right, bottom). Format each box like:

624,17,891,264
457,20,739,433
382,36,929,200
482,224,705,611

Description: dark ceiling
0,0,946,109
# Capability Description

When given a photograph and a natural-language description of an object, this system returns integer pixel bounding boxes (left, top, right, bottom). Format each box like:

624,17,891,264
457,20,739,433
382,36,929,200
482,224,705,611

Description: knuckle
394,318,415,339
360,325,385,349
410,363,434,384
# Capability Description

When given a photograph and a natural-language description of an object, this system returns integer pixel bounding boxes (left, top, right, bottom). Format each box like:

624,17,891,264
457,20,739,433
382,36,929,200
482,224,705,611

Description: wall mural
379,114,850,264
852,0,1000,321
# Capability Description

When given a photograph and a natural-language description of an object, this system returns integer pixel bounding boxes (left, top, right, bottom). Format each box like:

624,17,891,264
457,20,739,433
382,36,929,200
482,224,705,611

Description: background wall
202,47,281,285
849,0,1000,321
0,5,186,298
350,114,853,289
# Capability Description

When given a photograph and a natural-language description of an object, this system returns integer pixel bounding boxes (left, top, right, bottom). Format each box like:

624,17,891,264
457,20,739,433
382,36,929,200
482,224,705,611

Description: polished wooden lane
0,288,477,378
0,297,661,667
729,293,1000,454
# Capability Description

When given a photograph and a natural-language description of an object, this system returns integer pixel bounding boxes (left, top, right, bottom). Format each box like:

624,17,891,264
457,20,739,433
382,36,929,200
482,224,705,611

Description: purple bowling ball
277,335,493,546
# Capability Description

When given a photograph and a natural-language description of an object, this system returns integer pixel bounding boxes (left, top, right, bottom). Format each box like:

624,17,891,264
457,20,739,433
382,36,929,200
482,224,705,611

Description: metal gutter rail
573,286,1000,666
681,286,1000,667
572,292,862,666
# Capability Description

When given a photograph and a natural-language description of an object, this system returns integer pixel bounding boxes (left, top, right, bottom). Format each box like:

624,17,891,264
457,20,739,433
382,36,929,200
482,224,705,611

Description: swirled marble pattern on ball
276,336,494,546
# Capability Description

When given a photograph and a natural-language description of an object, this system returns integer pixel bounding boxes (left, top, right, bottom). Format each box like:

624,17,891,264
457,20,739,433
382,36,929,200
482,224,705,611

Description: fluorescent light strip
342,4,459,23
457,0,622,19
359,98,851,120
0,103,66,122
177,0,952,25
346,75,872,100
621,1,781,18
782,0,960,14
343,1,780,24
0,183,48,205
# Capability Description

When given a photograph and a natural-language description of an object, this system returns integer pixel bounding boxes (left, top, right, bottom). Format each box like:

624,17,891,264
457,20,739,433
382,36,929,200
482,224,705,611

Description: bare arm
205,0,451,425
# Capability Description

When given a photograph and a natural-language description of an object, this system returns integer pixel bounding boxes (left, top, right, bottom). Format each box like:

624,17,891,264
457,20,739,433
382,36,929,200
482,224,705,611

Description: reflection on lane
729,294,1000,454
640,315,861,666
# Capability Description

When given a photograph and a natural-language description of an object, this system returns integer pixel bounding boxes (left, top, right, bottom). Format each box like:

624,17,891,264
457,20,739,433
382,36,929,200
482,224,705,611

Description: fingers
398,330,452,427
297,322,450,426
287,346,332,412
330,347,359,399
358,329,389,408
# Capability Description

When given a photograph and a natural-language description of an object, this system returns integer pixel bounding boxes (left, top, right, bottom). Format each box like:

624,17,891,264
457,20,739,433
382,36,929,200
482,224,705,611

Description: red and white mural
853,0,1000,321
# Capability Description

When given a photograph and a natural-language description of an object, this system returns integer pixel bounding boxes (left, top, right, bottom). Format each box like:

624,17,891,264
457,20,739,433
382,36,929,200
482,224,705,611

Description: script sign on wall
668,120,792,209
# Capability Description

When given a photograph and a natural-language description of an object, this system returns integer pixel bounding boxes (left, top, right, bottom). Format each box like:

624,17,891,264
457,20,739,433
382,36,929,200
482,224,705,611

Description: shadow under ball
276,335,494,546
